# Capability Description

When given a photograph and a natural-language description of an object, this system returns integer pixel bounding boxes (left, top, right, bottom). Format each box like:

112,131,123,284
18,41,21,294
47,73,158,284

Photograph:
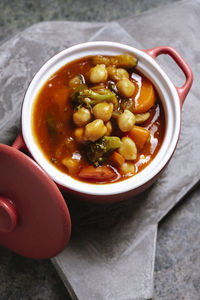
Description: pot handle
144,46,193,107
12,132,29,153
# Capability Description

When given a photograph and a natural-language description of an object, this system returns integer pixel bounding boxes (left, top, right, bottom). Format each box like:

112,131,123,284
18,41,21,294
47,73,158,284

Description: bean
118,136,137,160
93,102,113,122
74,127,85,143
84,119,107,142
69,75,83,88
107,66,129,81
62,157,80,174
135,112,150,124
105,121,112,135
116,78,135,98
117,109,135,132
73,107,91,127
120,162,135,174
89,64,108,83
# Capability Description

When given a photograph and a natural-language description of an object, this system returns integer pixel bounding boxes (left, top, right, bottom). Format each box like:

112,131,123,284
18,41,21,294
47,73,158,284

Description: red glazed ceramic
22,42,193,202
0,42,193,258
0,139,71,259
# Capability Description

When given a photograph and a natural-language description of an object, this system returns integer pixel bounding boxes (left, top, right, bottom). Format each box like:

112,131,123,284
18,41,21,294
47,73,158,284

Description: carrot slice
132,78,156,113
110,151,125,167
79,165,116,180
129,125,150,150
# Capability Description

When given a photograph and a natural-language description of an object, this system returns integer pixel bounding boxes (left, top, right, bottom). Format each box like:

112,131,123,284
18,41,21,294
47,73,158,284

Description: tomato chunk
79,165,116,180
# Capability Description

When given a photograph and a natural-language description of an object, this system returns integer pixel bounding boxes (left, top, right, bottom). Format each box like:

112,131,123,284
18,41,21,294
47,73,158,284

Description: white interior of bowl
22,41,181,196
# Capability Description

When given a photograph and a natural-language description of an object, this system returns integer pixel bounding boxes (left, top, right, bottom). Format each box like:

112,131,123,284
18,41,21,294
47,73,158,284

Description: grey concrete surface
1,1,199,300
0,0,177,43
1,184,199,299
154,184,200,299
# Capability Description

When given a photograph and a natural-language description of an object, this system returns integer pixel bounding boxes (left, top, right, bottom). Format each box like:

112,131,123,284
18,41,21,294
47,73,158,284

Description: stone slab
0,1,199,299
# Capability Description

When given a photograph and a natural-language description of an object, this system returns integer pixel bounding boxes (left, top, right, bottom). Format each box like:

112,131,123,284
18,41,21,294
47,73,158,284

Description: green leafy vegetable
70,84,88,102
91,54,138,68
85,136,122,167
80,88,114,101
70,85,118,109
104,136,122,151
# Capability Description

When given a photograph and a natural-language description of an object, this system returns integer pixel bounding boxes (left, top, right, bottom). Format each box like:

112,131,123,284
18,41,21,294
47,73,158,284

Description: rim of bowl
22,41,181,196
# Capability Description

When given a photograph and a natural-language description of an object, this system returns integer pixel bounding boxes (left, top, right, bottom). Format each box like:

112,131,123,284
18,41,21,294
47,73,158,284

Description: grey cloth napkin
0,0,199,299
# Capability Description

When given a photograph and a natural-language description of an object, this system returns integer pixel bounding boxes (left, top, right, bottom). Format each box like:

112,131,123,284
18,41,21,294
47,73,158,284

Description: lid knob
0,197,18,233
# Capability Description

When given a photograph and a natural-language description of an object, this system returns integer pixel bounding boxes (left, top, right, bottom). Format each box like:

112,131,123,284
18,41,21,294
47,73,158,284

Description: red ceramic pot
0,42,193,258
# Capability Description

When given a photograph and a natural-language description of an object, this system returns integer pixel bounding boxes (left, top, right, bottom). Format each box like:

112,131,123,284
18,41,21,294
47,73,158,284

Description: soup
32,54,165,184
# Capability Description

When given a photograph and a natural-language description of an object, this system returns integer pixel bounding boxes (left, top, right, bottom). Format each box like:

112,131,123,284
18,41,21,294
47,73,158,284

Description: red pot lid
0,144,71,259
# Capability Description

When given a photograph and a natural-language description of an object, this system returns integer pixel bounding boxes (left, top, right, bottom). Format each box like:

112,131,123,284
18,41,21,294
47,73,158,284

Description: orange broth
32,56,165,184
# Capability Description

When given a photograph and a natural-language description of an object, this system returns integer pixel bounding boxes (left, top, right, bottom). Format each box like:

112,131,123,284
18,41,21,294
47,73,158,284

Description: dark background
0,1,200,299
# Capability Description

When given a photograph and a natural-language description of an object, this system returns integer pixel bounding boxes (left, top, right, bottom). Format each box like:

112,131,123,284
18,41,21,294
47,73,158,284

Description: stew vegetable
32,54,165,184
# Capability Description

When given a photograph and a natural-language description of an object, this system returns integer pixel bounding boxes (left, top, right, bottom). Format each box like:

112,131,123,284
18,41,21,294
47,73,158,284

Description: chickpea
69,75,83,88
74,127,85,143
105,121,112,135
116,78,135,98
93,102,113,122
120,162,135,174
89,64,108,83
118,109,135,132
116,68,129,80
73,107,91,127
107,66,129,81
84,119,107,142
135,112,150,124
62,157,80,174
118,137,137,160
